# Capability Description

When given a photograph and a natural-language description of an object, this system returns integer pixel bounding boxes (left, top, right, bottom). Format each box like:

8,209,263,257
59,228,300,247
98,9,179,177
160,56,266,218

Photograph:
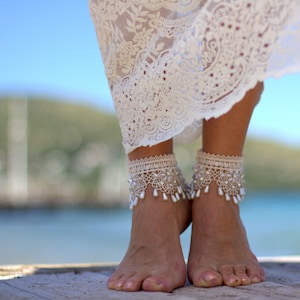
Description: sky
1,1,300,147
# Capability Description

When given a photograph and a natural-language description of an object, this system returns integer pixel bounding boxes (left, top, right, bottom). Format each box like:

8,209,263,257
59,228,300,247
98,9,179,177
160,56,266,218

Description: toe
190,268,223,288
219,265,241,287
234,265,251,285
107,279,116,290
108,271,136,291
107,273,122,290
142,275,177,292
113,279,125,291
122,273,146,292
247,264,265,283
114,276,128,291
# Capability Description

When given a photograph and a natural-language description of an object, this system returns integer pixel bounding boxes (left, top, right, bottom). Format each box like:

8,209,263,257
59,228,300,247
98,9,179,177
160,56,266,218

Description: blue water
0,191,299,265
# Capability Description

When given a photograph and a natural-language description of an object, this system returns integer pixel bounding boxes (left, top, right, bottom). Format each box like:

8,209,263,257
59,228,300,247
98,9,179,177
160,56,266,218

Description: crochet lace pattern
128,154,190,209
191,150,245,204
89,0,300,153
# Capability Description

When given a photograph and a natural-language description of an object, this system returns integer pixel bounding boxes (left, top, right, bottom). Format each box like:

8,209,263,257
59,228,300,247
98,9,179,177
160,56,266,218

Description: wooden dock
1,257,300,299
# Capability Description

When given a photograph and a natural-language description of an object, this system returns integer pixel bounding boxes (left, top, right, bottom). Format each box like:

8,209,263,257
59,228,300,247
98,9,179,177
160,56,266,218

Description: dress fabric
89,0,300,154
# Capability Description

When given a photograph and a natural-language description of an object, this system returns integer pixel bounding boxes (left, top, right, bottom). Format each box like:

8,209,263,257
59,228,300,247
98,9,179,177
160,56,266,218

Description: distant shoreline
1,189,300,210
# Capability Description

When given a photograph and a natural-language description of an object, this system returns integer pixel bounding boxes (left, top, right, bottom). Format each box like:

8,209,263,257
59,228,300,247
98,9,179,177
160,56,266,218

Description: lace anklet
128,154,190,209
191,150,245,204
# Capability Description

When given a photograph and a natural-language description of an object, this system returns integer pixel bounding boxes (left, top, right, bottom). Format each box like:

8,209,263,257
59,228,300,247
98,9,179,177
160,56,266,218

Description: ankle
128,139,173,160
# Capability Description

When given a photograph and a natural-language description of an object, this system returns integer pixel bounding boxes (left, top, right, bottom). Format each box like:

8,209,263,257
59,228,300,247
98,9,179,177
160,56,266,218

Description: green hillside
0,97,299,207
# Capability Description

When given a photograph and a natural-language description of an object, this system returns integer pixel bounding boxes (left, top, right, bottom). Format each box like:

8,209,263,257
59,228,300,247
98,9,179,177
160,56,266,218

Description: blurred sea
0,191,300,265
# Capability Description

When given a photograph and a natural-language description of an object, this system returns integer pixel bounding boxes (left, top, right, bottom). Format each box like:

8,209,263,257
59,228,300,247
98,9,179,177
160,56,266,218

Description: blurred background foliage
0,97,299,208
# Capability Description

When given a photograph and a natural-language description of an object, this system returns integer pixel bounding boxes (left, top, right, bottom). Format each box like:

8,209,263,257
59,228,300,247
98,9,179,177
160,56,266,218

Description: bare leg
107,139,192,292
188,83,265,287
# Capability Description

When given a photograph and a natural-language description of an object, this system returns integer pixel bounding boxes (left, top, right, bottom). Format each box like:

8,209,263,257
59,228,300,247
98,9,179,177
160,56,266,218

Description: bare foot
107,188,192,292
187,183,265,288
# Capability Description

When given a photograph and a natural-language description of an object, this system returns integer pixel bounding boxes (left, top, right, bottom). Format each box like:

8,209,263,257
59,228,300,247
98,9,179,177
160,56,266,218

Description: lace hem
89,0,300,153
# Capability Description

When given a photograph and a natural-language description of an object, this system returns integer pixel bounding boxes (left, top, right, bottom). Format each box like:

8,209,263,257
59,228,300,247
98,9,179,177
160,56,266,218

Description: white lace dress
89,0,300,154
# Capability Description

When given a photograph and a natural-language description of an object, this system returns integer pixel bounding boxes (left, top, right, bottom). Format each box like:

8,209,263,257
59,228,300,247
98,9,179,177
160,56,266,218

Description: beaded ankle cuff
128,154,190,209
191,150,245,204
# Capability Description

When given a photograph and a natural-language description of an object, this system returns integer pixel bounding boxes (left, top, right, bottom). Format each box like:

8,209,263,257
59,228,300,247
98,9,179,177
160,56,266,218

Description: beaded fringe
128,154,190,209
191,150,245,204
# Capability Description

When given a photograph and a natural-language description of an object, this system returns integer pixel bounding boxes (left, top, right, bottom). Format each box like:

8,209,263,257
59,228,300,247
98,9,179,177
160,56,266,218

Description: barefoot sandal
191,150,245,204
128,154,190,209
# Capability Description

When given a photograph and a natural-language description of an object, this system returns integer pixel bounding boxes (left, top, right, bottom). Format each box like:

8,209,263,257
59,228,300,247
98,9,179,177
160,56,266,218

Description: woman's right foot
107,188,192,292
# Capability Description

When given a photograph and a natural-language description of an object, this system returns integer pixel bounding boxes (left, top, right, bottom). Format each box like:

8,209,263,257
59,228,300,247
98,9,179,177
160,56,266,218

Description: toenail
252,276,260,283
107,279,115,287
228,277,239,284
204,273,217,282
241,277,250,284
124,281,134,289
116,281,124,288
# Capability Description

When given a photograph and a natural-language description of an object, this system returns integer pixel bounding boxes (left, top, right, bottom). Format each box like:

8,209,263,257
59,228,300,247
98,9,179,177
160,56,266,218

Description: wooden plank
0,281,43,300
0,260,300,300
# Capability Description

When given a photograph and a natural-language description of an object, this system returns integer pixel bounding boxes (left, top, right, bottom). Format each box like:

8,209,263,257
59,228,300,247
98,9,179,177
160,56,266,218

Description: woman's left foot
187,183,265,288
